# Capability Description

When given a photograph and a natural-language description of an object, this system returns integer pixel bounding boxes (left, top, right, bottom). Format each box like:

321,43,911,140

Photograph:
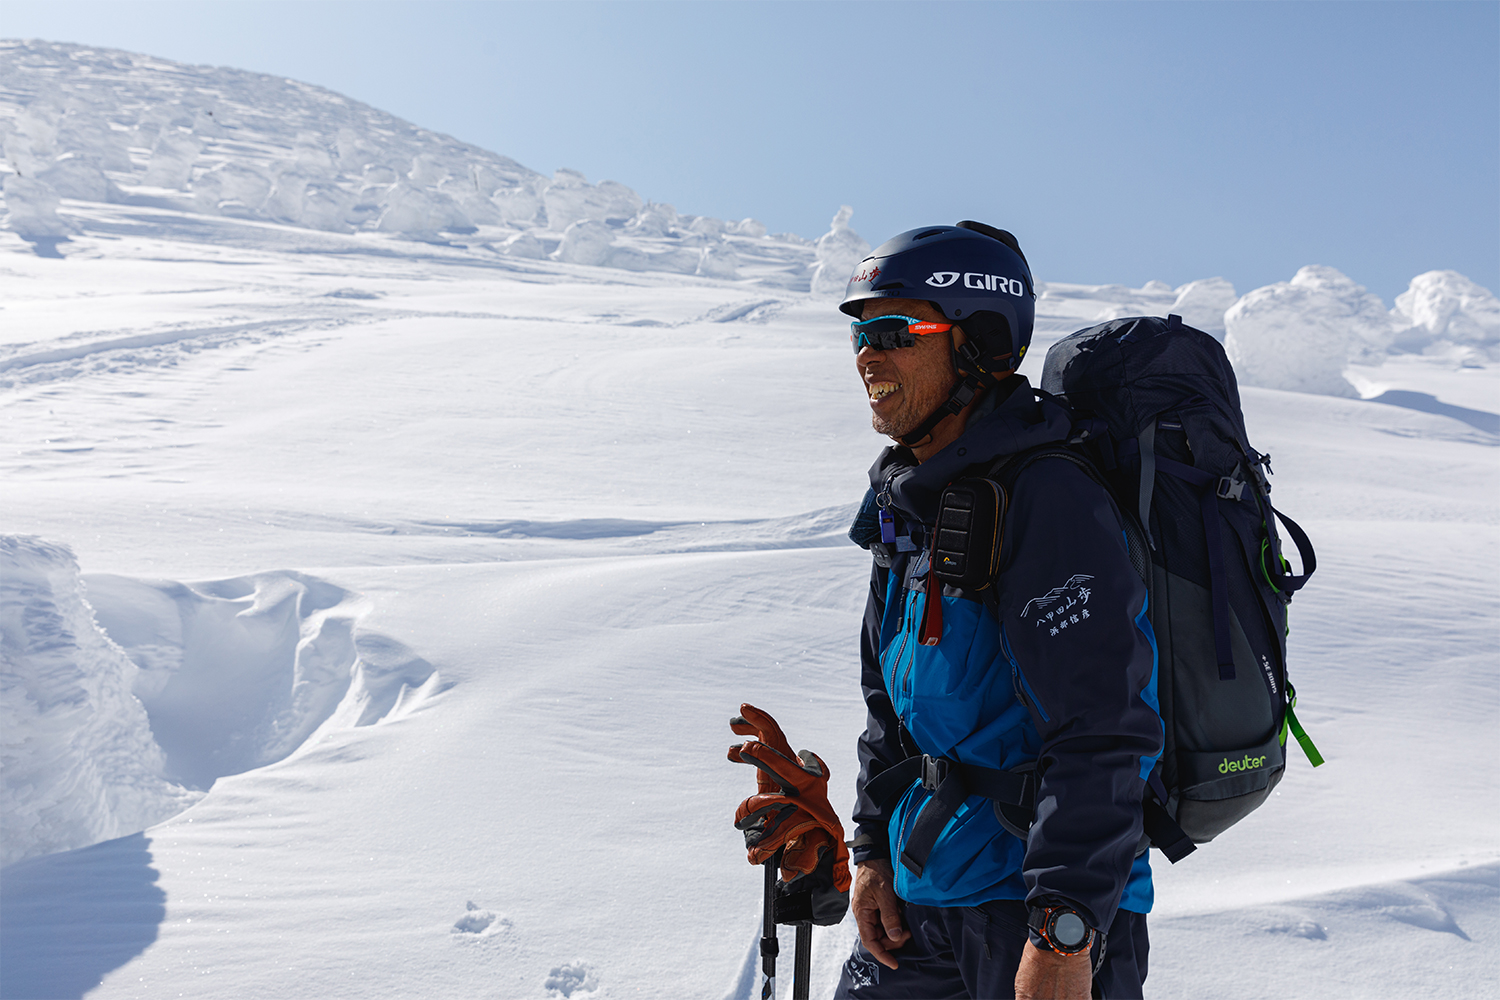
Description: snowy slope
3,211,1495,1000
0,39,830,288
3,40,1499,1000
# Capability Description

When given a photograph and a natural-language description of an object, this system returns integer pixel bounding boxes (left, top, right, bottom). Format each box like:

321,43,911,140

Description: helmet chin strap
897,341,1013,448
897,372,984,448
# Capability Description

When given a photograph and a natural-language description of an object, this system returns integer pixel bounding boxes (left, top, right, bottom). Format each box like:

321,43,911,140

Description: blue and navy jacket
849,380,1164,931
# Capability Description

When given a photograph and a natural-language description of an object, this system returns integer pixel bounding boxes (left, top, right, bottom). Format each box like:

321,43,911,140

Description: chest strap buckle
919,754,949,791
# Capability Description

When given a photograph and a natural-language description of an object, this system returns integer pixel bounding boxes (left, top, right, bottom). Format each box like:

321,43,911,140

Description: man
834,223,1163,1000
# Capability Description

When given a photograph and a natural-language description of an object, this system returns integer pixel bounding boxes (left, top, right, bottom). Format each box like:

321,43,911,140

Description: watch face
1053,911,1088,948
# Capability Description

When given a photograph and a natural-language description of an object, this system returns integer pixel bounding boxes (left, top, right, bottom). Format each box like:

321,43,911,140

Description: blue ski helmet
840,221,1036,373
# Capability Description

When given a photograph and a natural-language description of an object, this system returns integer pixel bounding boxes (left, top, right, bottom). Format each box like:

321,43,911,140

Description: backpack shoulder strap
990,445,1151,586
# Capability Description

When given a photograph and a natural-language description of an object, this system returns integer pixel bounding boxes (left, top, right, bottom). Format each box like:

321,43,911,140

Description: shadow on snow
1368,389,1500,435
0,833,165,1000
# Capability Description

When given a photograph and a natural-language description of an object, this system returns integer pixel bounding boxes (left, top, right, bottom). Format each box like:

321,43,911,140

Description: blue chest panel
880,568,1038,770
878,558,1039,906
877,556,1153,912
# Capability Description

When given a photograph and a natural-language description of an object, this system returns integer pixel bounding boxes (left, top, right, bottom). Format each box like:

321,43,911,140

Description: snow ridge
1,536,446,866
0,39,848,289
0,536,199,866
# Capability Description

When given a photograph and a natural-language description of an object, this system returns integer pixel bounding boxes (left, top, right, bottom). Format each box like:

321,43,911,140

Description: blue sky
5,0,1496,301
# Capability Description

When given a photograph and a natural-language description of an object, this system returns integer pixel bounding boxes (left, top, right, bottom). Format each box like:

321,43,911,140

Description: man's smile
868,381,900,401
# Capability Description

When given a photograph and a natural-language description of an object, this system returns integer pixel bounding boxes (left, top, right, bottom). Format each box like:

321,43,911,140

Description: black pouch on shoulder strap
932,478,1006,591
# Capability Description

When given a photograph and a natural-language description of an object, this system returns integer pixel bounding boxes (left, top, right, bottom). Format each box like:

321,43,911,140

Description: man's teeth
869,382,900,400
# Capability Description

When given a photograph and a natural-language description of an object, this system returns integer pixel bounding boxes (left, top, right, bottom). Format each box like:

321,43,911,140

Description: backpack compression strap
1137,421,1158,550
1118,432,1318,680
1264,506,1316,593
1117,437,1238,681
1163,455,1238,680
1142,799,1196,864
1141,770,1197,863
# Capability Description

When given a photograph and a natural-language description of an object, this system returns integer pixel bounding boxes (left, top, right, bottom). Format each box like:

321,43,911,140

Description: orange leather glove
728,703,852,900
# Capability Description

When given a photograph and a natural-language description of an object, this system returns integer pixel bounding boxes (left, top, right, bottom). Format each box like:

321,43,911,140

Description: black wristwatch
1028,904,1096,956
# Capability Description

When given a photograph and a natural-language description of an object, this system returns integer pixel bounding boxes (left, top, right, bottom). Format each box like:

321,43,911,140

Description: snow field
5,548,875,999
1,37,1497,994
1147,862,1500,1000
1,213,1497,997
0,209,1494,995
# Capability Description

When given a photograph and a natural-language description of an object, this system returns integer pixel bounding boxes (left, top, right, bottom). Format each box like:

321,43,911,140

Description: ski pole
760,848,782,1000
793,920,812,1000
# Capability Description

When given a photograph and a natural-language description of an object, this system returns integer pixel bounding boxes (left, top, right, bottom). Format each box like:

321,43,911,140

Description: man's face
855,299,961,441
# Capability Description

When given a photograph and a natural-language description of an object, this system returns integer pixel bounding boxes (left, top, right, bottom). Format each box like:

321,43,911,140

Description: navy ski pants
833,899,1148,1000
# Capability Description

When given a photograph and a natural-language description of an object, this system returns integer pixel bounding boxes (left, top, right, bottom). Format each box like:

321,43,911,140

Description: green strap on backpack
1281,683,1324,767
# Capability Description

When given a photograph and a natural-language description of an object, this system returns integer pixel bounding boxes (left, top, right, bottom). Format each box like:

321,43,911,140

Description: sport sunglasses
850,315,954,353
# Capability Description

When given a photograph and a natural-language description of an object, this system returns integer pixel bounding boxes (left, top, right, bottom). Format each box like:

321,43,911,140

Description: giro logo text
1218,754,1268,774
926,271,1025,295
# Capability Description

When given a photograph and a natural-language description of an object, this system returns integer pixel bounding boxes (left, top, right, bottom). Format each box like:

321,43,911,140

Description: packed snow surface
2,37,1498,1000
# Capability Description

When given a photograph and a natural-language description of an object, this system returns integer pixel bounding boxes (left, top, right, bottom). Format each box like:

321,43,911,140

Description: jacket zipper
899,588,921,696
1001,627,1050,723
883,586,914,703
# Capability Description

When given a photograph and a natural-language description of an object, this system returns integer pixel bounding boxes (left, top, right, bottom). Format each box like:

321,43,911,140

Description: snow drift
0,537,198,866
1,536,444,866
83,570,441,791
